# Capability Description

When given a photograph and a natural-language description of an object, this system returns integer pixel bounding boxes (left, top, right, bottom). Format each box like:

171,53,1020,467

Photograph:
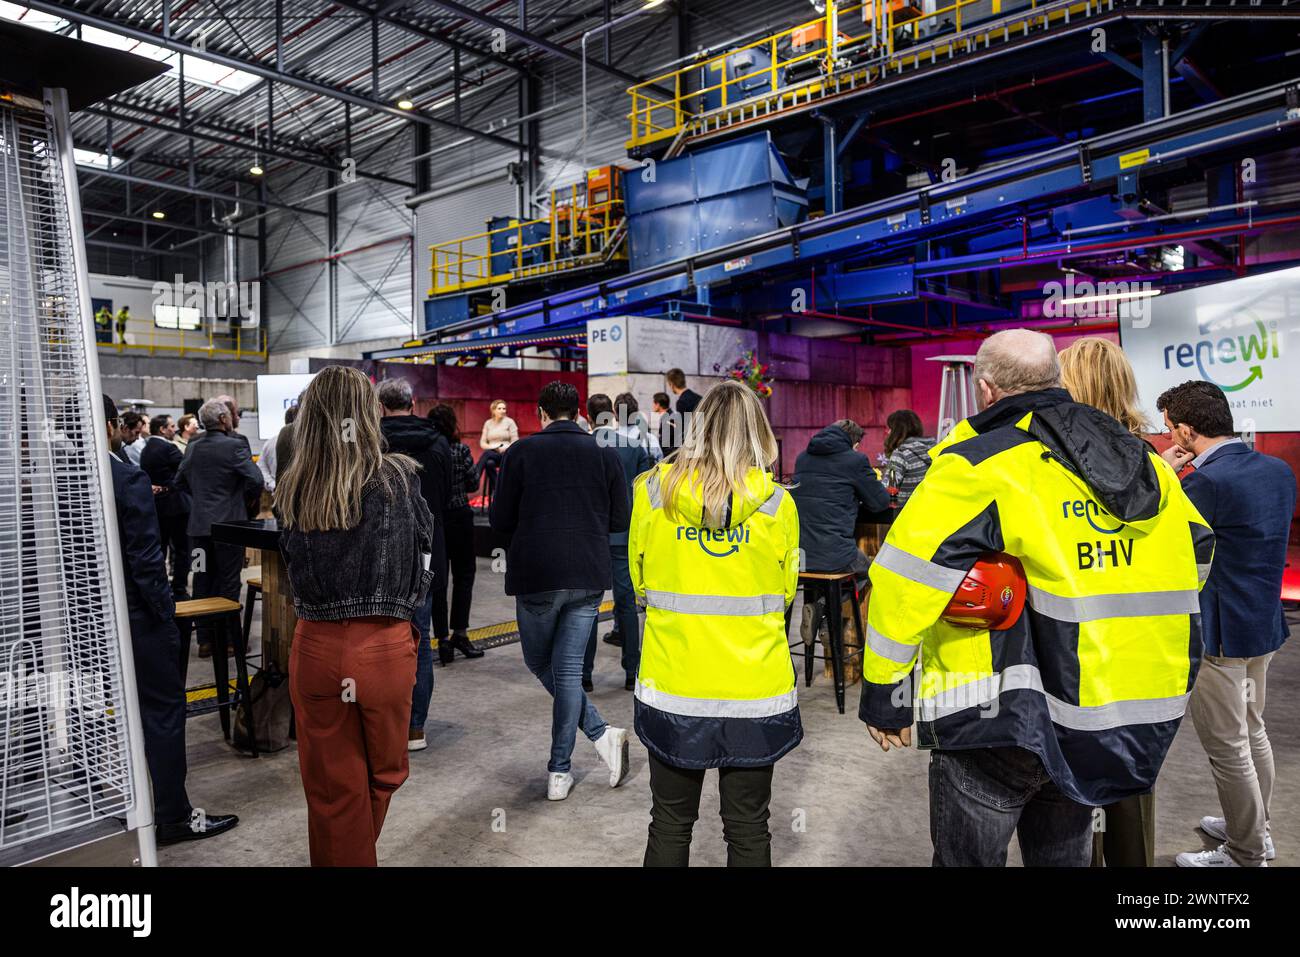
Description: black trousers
157,510,191,597
128,611,191,825
191,536,243,645
644,752,774,867
437,505,477,636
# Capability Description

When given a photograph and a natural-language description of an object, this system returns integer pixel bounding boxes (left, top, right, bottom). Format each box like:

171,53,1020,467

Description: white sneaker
407,729,427,751
1176,844,1259,867
547,772,574,801
592,727,630,788
1199,816,1276,860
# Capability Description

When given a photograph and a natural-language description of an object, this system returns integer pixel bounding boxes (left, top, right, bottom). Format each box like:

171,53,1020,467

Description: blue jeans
410,590,434,731
929,747,1093,866
517,589,609,773
583,543,642,682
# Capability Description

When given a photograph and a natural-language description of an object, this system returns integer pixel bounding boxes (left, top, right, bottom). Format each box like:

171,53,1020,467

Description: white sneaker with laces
547,772,574,801
1198,816,1276,860
592,727,630,788
1175,844,1260,868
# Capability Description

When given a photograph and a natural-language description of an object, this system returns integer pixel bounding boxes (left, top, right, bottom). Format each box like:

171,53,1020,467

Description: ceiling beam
331,0,530,76
422,0,644,87
78,166,328,217
81,207,257,240
25,0,525,151
86,103,415,189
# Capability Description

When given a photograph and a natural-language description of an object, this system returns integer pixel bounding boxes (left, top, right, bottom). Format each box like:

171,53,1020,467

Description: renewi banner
1120,265,1299,433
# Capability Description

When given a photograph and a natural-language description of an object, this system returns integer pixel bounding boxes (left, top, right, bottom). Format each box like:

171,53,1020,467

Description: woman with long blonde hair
274,365,434,867
1059,336,1149,436
1057,336,1157,867
628,379,802,867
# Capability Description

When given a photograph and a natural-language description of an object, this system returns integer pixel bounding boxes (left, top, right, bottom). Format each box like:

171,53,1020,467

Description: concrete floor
164,560,1299,866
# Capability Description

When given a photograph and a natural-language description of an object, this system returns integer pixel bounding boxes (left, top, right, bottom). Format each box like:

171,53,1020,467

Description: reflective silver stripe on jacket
1197,562,1212,584
866,623,917,664
646,470,663,509
1026,585,1202,622
873,542,967,593
635,681,797,718
645,590,785,616
755,485,785,516
916,663,1190,730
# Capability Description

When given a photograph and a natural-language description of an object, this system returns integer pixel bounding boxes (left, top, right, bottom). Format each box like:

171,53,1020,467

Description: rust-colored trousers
289,616,417,866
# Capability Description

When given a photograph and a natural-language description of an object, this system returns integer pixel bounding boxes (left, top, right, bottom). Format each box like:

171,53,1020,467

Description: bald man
859,328,1210,867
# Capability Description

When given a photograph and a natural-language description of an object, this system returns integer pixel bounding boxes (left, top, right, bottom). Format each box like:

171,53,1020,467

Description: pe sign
587,317,628,375
1120,265,1299,433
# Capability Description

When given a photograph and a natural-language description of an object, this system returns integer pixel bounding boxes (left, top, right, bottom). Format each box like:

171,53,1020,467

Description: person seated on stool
103,395,238,847
790,419,889,646
476,399,518,493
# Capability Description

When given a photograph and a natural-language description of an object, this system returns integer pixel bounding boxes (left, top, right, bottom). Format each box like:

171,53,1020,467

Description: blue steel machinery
383,0,1300,363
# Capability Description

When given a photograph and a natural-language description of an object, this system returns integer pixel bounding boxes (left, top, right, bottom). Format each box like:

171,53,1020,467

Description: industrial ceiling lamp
397,88,415,110
249,156,264,176
151,210,165,220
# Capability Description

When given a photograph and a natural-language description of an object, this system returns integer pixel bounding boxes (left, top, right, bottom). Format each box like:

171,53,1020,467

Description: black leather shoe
157,812,239,846
602,630,623,647
582,678,594,693
450,633,484,659
624,677,635,691
437,640,455,666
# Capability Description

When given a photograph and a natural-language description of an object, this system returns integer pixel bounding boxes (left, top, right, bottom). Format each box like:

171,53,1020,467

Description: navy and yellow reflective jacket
861,389,1214,806
629,463,802,768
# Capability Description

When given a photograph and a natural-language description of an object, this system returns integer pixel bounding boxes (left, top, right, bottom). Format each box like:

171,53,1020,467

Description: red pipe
262,234,410,278
998,213,1300,265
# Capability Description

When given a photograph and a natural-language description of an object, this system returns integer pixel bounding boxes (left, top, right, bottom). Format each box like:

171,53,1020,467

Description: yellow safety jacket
628,463,802,768
861,389,1214,805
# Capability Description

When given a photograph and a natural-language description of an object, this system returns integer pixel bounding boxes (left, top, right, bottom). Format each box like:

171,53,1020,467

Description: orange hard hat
941,552,1027,631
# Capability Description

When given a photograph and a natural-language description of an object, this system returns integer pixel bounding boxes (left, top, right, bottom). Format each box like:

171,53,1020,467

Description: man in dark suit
176,398,265,657
104,395,238,846
490,381,632,801
1158,381,1297,868
140,414,191,599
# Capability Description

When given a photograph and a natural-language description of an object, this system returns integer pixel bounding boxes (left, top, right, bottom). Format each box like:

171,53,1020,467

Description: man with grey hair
859,328,1211,867
176,397,265,657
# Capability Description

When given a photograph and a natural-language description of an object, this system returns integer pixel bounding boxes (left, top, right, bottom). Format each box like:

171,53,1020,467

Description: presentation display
256,373,316,440
1120,265,1300,433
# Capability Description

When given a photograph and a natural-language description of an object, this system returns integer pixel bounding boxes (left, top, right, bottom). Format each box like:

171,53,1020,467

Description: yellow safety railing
95,322,267,360
627,0,1048,148
429,183,625,296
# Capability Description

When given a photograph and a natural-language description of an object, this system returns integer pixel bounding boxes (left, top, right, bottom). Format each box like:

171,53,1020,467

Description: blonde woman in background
628,379,802,867
274,366,434,866
476,398,518,492
1058,336,1155,867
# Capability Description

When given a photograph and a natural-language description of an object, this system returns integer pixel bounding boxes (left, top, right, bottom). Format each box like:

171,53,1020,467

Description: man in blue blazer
1158,381,1296,867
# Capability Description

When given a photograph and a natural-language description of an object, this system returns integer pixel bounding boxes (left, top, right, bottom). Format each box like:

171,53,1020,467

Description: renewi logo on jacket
629,463,802,769
864,389,1214,806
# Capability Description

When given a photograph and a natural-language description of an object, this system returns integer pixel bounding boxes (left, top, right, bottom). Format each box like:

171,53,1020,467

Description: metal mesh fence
0,97,136,854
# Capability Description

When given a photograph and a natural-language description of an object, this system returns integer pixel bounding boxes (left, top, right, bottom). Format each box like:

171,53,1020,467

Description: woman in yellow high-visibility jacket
628,379,801,867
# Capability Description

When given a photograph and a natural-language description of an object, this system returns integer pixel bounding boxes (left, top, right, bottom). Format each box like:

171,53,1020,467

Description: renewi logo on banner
1120,265,1299,433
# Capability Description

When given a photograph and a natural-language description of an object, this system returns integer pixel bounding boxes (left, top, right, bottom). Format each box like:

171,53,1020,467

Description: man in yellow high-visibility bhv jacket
862,329,1212,866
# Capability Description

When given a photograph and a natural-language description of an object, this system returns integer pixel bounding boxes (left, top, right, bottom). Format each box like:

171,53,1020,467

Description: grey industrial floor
165,560,1299,867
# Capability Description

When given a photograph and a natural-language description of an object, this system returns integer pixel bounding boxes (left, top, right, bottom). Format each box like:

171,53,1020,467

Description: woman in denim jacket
275,365,434,866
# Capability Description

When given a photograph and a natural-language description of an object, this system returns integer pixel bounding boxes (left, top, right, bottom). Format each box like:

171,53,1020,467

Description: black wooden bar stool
789,571,866,715
176,596,258,757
